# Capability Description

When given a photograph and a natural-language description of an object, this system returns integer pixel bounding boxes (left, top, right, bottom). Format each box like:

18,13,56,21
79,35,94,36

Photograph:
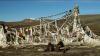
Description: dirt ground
0,46,100,56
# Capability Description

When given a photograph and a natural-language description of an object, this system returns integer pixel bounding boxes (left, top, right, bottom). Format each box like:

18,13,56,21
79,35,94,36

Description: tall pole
74,0,78,7
40,18,42,38
55,20,57,29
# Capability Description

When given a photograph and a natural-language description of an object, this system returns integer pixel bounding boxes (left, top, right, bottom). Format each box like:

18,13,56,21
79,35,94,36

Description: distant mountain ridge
0,14,100,35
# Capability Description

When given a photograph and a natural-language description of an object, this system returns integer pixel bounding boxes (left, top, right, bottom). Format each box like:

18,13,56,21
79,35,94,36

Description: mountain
0,14,100,35
0,19,40,28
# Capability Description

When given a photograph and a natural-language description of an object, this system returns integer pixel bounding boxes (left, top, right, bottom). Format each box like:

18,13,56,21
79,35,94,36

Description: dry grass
0,14,100,35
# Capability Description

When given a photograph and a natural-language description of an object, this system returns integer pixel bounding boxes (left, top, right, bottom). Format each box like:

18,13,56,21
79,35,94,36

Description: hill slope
80,14,100,35
0,14,100,35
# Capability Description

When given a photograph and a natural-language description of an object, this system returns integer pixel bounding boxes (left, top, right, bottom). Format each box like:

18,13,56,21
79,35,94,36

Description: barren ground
0,46,100,56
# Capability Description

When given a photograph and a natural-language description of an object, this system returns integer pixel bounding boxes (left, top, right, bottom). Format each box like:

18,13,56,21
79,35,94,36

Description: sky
0,0,100,22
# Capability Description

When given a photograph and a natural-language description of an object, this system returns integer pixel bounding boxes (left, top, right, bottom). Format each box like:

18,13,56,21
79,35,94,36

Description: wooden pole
55,20,57,29
40,19,42,38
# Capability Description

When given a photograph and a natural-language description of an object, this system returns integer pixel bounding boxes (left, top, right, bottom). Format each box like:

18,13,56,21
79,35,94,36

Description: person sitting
56,40,64,51
45,41,54,51
56,40,70,53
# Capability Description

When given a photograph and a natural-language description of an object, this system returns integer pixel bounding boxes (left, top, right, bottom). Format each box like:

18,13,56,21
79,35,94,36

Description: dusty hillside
80,14,100,35
0,14,100,35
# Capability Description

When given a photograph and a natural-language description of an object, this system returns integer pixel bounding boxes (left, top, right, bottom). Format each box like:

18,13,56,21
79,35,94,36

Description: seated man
45,41,54,51
56,40,64,51
56,40,70,53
